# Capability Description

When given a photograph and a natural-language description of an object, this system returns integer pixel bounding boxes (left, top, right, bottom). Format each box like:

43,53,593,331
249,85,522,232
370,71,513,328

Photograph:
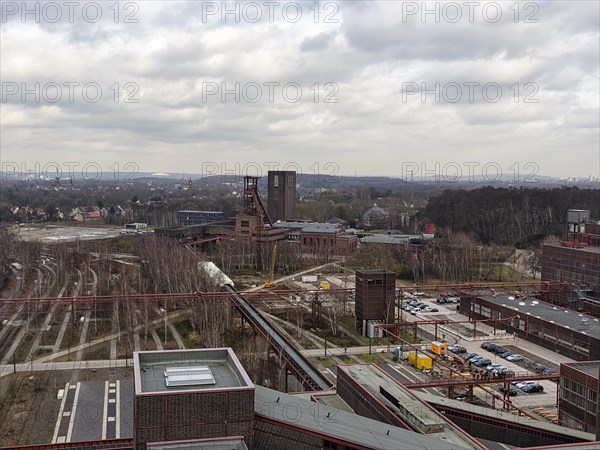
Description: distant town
0,170,599,450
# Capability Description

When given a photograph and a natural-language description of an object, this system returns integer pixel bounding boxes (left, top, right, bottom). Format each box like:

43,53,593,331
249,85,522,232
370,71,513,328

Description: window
241,220,249,228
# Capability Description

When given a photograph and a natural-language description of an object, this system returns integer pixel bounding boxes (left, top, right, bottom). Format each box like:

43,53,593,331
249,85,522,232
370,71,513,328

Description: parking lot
395,293,568,411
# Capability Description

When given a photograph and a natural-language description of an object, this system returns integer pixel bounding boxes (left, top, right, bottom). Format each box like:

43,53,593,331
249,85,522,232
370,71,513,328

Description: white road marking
65,382,80,442
52,382,69,443
115,380,121,438
101,380,109,440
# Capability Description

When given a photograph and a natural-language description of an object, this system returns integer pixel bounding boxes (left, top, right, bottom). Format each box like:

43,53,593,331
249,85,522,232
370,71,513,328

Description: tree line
424,186,600,246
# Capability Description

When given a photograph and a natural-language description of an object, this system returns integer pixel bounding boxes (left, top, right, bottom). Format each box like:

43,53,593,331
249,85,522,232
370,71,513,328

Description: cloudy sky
1,1,599,180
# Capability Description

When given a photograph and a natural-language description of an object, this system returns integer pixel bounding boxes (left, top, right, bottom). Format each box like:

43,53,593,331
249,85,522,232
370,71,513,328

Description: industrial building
134,348,255,449
274,221,358,256
267,171,296,222
459,295,600,361
541,210,600,315
336,364,598,449
559,361,600,439
354,269,396,336
234,176,285,242
131,348,482,450
177,210,225,226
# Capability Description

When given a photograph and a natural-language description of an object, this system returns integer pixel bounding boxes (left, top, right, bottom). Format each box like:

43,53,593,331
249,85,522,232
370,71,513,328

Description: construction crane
264,245,277,288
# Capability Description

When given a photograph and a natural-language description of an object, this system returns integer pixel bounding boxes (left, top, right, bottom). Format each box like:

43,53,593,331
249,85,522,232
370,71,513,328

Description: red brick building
559,361,600,439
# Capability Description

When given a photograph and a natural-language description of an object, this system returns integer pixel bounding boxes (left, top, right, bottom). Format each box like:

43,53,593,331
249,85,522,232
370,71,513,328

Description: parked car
464,353,478,360
449,345,467,354
480,342,494,350
505,354,524,362
425,307,439,313
437,297,448,304
474,358,492,367
542,368,559,375
521,384,544,393
515,381,537,389
469,355,485,363
499,385,518,396
502,370,516,377
486,364,506,372
492,346,508,355
499,351,514,359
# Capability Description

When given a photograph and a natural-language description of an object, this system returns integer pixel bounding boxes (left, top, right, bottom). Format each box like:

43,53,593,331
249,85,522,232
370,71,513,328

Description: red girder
0,280,570,307
403,372,559,389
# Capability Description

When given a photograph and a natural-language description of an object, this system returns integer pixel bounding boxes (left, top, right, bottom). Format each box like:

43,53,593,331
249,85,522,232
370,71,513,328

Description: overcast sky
1,1,599,180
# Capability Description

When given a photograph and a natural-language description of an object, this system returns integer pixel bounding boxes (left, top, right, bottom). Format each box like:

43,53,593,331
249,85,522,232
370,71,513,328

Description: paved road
52,379,134,442
0,359,129,378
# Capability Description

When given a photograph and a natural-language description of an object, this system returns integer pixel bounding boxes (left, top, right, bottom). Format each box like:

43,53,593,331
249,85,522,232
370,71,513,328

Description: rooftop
545,242,600,254
563,361,600,379
337,364,483,449
360,234,423,245
274,221,341,234
478,296,600,339
414,390,596,442
134,348,253,395
255,385,473,449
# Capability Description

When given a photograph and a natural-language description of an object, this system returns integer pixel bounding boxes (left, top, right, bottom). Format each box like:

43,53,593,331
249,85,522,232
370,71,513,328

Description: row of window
303,237,335,246
443,408,570,439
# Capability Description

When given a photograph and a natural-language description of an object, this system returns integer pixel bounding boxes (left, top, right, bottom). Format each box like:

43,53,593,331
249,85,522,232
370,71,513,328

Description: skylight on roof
164,366,216,387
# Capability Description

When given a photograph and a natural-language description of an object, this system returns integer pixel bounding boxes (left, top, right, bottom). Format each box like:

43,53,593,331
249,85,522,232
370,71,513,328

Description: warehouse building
132,348,481,450
459,295,600,361
541,210,600,315
559,361,600,439
177,210,225,226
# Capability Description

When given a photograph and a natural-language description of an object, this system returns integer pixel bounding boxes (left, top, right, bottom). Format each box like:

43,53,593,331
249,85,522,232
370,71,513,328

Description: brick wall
135,389,255,449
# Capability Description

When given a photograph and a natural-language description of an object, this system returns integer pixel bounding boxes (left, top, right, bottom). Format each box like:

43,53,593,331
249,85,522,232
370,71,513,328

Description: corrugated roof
254,385,473,449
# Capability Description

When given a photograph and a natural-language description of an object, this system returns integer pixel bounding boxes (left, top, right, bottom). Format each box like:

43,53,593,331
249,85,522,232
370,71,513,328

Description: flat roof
338,364,482,448
255,385,473,449
563,361,600,379
545,242,600,255
478,296,600,339
360,234,420,244
134,348,254,395
273,221,340,233
414,390,596,442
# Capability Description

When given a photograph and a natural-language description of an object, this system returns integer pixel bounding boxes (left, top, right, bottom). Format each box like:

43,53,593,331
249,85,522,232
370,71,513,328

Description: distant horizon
2,167,599,184
2,1,598,180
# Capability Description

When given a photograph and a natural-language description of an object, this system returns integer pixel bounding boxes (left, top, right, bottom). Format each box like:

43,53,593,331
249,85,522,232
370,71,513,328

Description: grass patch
356,353,385,364
482,264,535,282
34,347,53,357
337,355,356,364
315,356,337,368
184,330,203,348
398,331,420,344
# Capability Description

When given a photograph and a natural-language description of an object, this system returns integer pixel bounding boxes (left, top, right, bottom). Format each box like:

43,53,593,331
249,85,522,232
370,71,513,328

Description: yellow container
408,351,432,370
431,341,447,355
